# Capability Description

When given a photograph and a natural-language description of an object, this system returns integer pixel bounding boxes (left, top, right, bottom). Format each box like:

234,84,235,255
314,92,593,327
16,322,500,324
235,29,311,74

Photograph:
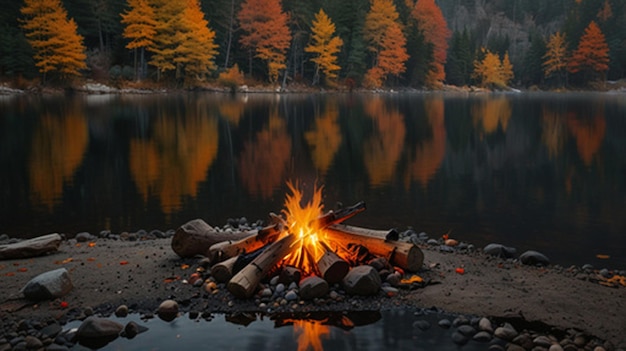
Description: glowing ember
281,182,331,276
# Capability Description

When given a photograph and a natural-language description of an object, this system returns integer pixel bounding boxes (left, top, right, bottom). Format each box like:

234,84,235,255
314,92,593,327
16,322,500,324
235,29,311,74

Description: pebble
115,305,129,317
456,324,477,337
451,331,468,345
494,323,518,341
413,320,431,331
285,290,298,301
157,300,179,322
534,335,554,347
275,283,285,294
519,250,550,266
479,317,493,333
438,319,452,328
473,331,492,342
452,315,469,327
549,344,564,351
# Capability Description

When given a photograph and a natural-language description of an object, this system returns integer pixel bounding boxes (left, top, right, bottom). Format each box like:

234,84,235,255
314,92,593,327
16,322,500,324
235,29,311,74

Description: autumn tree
305,9,344,85
20,0,87,83
542,31,568,85
121,0,156,80
238,0,292,84
410,0,451,87
472,48,514,88
148,0,218,84
363,0,408,88
568,21,609,83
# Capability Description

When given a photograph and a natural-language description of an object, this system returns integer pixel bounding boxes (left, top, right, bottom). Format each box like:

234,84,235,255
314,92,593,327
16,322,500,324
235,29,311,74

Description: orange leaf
120,260,129,265
596,254,610,259
455,267,465,275
17,267,28,272
88,242,96,247
163,276,181,283
5,272,15,277
180,264,190,270
400,275,424,284
87,257,96,262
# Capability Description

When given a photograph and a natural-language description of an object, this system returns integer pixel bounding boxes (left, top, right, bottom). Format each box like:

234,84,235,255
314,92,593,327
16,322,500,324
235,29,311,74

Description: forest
0,0,625,89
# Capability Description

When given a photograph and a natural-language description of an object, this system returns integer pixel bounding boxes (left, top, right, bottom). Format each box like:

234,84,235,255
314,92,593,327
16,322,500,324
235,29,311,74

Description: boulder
519,250,550,266
76,317,123,349
483,243,517,258
21,268,73,301
0,233,62,260
342,265,381,296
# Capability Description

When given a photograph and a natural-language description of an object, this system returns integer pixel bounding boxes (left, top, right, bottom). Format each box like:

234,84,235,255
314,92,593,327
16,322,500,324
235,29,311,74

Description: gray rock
473,331,492,342
115,305,129,317
494,323,518,341
21,268,73,301
342,266,381,296
285,290,298,301
534,335,554,347
157,300,179,322
438,319,452,328
427,238,439,245
24,336,42,349
75,232,95,242
549,344,564,351
0,233,62,259
451,331,469,345
479,317,493,333
457,325,477,337
299,276,328,300
275,283,285,294
520,250,550,266
40,323,62,339
483,243,517,258
77,317,123,339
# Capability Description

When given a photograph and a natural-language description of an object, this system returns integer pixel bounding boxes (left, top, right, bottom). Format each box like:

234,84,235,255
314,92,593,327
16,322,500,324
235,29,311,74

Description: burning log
210,202,366,262
227,234,298,298
324,224,424,272
315,241,350,284
171,219,257,258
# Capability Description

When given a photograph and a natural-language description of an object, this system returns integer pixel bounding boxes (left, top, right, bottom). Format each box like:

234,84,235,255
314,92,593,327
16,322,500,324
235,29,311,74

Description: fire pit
171,182,424,299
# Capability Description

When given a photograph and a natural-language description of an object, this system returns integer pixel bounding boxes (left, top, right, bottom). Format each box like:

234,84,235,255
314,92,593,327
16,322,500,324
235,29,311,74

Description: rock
451,331,469,345
299,276,328,300
385,272,401,286
76,317,123,339
457,325,477,337
438,319,452,328
284,290,298,301
367,257,389,271
121,321,147,339
157,300,179,322
473,331,492,342
381,286,398,296
506,344,526,351
0,233,62,259
21,268,73,301
342,266,381,296
549,344,564,351
279,267,302,284
115,305,129,317
494,323,518,341
513,334,534,349
24,336,43,349
479,317,493,333
483,243,517,258
40,323,62,339
519,250,550,266
534,335,554,347
75,232,95,242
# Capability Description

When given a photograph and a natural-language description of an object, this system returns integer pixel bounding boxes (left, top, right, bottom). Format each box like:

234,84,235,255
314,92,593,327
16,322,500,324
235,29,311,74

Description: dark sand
1,238,624,348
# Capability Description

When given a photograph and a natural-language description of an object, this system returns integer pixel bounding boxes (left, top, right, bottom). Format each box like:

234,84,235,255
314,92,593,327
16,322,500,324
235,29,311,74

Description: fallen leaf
455,267,465,275
596,254,610,259
88,242,96,247
5,272,15,277
181,264,190,270
87,257,96,262
164,276,181,283
17,267,28,272
119,260,129,265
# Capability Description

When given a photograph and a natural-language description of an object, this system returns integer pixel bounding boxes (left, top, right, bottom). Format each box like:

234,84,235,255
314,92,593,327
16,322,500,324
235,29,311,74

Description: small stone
83,306,94,316
157,300,179,322
299,276,328,300
275,283,285,294
260,288,272,298
483,243,517,258
122,322,139,338
285,290,298,301
457,325,477,337
438,319,452,328
479,317,493,333
75,232,94,242
76,317,123,339
494,323,518,341
519,250,550,266
381,286,399,296
385,272,401,287
549,344,564,351
599,268,612,278
534,335,554,348
506,344,526,351
513,334,534,349
367,257,389,271
279,267,302,284
115,305,129,317
427,239,439,246
24,336,43,349
452,315,469,327
413,320,431,331
573,335,586,347
329,290,339,300
473,331,492,342
592,347,606,351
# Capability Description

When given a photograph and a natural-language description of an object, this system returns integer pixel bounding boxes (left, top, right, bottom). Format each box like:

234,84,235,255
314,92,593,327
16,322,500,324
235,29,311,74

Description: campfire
172,182,424,299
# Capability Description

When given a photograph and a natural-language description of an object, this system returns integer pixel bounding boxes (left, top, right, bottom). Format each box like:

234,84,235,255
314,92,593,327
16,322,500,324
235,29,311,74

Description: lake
1,91,624,269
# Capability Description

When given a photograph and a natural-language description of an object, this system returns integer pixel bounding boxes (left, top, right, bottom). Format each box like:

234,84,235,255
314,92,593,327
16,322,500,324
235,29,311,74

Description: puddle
68,309,492,350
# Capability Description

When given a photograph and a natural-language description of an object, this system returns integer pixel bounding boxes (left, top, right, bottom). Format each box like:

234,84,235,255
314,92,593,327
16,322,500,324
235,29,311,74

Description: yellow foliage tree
543,32,568,84
121,0,157,80
472,48,514,88
305,9,343,85
20,0,87,83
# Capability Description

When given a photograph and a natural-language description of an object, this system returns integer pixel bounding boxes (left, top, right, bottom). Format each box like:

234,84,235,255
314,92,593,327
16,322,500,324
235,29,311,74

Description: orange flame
281,181,329,276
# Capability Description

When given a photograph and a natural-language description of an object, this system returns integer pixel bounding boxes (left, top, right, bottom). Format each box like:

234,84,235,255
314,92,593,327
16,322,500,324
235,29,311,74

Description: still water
1,92,625,269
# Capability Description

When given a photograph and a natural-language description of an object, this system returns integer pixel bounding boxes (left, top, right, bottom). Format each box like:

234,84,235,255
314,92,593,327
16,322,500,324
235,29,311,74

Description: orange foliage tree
410,0,451,87
305,9,343,85
567,21,609,82
238,0,291,84
20,0,87,83
542,31,568,84
120,0,156,80
363,0,408,88
472,48,514,88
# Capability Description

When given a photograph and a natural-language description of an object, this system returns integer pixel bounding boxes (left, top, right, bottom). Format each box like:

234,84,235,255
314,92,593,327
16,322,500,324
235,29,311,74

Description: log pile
173,202,424,299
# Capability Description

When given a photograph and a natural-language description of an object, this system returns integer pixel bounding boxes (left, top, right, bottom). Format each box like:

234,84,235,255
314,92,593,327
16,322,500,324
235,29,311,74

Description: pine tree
568,21,610,82
305,9,343,85
20,0,87,83
121,0,157,80
238,0,292,84
410,0,451,87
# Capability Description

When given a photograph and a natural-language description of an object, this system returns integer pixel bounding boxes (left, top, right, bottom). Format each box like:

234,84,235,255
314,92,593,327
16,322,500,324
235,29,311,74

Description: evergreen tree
20,0,87,83
445,29,473,86
521,32,546,86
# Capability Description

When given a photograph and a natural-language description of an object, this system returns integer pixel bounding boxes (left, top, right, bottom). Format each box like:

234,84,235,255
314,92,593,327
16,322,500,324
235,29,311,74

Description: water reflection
2,92,625,268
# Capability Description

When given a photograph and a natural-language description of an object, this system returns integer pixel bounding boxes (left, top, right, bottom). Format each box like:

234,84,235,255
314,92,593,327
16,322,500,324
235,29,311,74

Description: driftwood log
324,224,424,272
227,234,297,298
0,233,62,260
171,219,256,258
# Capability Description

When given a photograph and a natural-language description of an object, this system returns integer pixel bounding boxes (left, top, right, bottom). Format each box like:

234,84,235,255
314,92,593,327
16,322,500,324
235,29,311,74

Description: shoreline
1,229,625,350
